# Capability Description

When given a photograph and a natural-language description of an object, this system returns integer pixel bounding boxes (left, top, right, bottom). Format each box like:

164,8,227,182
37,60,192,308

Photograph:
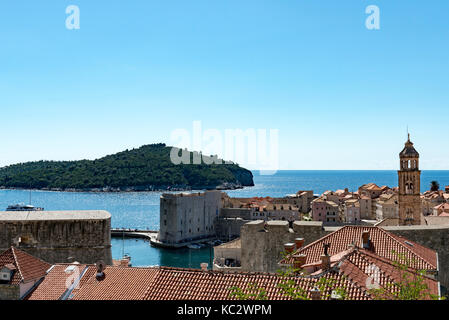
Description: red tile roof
280,226,438,271
0,247,51,285
28,264,370,300
72,266,159,300
26,264,94,300
337,248,439,299
141,267,368,300
26,260,439,300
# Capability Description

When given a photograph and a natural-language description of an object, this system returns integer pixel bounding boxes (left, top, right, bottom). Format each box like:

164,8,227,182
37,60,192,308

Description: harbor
111,228,221,249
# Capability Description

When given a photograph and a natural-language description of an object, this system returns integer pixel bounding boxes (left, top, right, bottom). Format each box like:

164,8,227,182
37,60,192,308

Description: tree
430,181,440,192
229,283,268,300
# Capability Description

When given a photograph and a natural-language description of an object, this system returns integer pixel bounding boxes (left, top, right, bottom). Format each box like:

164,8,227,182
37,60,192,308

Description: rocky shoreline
0,182,250,193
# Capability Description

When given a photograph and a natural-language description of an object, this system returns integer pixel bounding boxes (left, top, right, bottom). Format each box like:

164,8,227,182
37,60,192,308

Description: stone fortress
154,190,314,247
0,210,112,265
154,191,222,247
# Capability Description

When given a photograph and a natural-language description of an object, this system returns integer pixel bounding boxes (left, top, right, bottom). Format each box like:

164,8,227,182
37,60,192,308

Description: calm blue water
1,170,448,267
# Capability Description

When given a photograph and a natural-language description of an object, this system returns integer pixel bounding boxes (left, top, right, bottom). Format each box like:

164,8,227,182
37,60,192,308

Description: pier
111,228,158,242
111,228,220,249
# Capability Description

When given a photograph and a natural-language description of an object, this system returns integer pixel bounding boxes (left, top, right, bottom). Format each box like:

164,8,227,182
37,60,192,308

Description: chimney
362,231,370,249
292,254,307,269
284,243,295,254
310,286,321,300
321,254,331,270
95,261,105,280
200,263,208,271
294,238,305,249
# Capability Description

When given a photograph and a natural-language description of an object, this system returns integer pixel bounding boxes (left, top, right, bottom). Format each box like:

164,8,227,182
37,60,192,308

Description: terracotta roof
336,248,439,299
26,264,95,300
27,264,371,300
435,203,449,212
72,266,159,300
141,267,368,300
280,226,437,270
0,247,51,285
27,261,439,300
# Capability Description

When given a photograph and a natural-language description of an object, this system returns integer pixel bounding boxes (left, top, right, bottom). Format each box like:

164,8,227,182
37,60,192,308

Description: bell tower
398,134,421,225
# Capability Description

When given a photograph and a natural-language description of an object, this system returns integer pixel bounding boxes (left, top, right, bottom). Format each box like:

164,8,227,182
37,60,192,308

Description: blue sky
0,1,448,170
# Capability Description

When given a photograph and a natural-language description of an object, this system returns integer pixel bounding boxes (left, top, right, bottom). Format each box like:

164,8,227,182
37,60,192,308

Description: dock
150,236,218,249
111,228,158,241
111,228,219,249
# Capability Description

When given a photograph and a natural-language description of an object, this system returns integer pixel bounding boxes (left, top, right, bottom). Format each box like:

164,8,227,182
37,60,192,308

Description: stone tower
398,134,421,225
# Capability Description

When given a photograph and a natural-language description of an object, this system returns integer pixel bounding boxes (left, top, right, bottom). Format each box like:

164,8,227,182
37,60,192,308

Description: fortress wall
215,218,250,241
240,220,328,273
220,208,252,220
159,191,222,244
0,211,112,265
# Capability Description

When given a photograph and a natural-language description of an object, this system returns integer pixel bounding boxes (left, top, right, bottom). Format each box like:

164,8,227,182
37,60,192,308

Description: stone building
344,199,361,224
375,193,399,221
0,210,112,265
222,191,314,214
213,238,241,271
157,191,222,246
311,198,340,224
398,134,422,225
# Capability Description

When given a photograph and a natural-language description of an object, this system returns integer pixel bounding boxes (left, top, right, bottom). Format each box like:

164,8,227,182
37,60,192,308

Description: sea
1,170,448,268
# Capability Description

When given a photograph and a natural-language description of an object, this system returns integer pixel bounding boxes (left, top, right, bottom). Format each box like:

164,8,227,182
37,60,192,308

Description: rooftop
0,247,51,285
280,226,438,271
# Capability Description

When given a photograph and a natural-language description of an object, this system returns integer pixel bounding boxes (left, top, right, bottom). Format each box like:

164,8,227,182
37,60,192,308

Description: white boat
187,244,202,249
6,203,44,211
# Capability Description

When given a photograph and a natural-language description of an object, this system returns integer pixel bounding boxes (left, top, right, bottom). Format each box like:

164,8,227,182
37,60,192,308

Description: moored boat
6,203,44,211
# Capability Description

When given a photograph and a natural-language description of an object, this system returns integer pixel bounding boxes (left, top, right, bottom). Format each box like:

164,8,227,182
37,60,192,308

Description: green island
0,143,254,192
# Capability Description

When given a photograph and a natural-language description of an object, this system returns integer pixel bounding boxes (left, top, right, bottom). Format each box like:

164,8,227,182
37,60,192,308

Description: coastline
0,182,252,193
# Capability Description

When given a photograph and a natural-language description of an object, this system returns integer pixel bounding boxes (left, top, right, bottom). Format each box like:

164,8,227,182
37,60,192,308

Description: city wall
0,210,112,265
240,220,328,274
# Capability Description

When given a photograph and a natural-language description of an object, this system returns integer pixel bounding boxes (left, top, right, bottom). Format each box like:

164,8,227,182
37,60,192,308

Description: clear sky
1,1,448,170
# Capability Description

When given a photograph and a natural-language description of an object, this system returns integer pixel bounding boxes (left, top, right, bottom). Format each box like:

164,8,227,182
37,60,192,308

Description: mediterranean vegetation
0,143,254,191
